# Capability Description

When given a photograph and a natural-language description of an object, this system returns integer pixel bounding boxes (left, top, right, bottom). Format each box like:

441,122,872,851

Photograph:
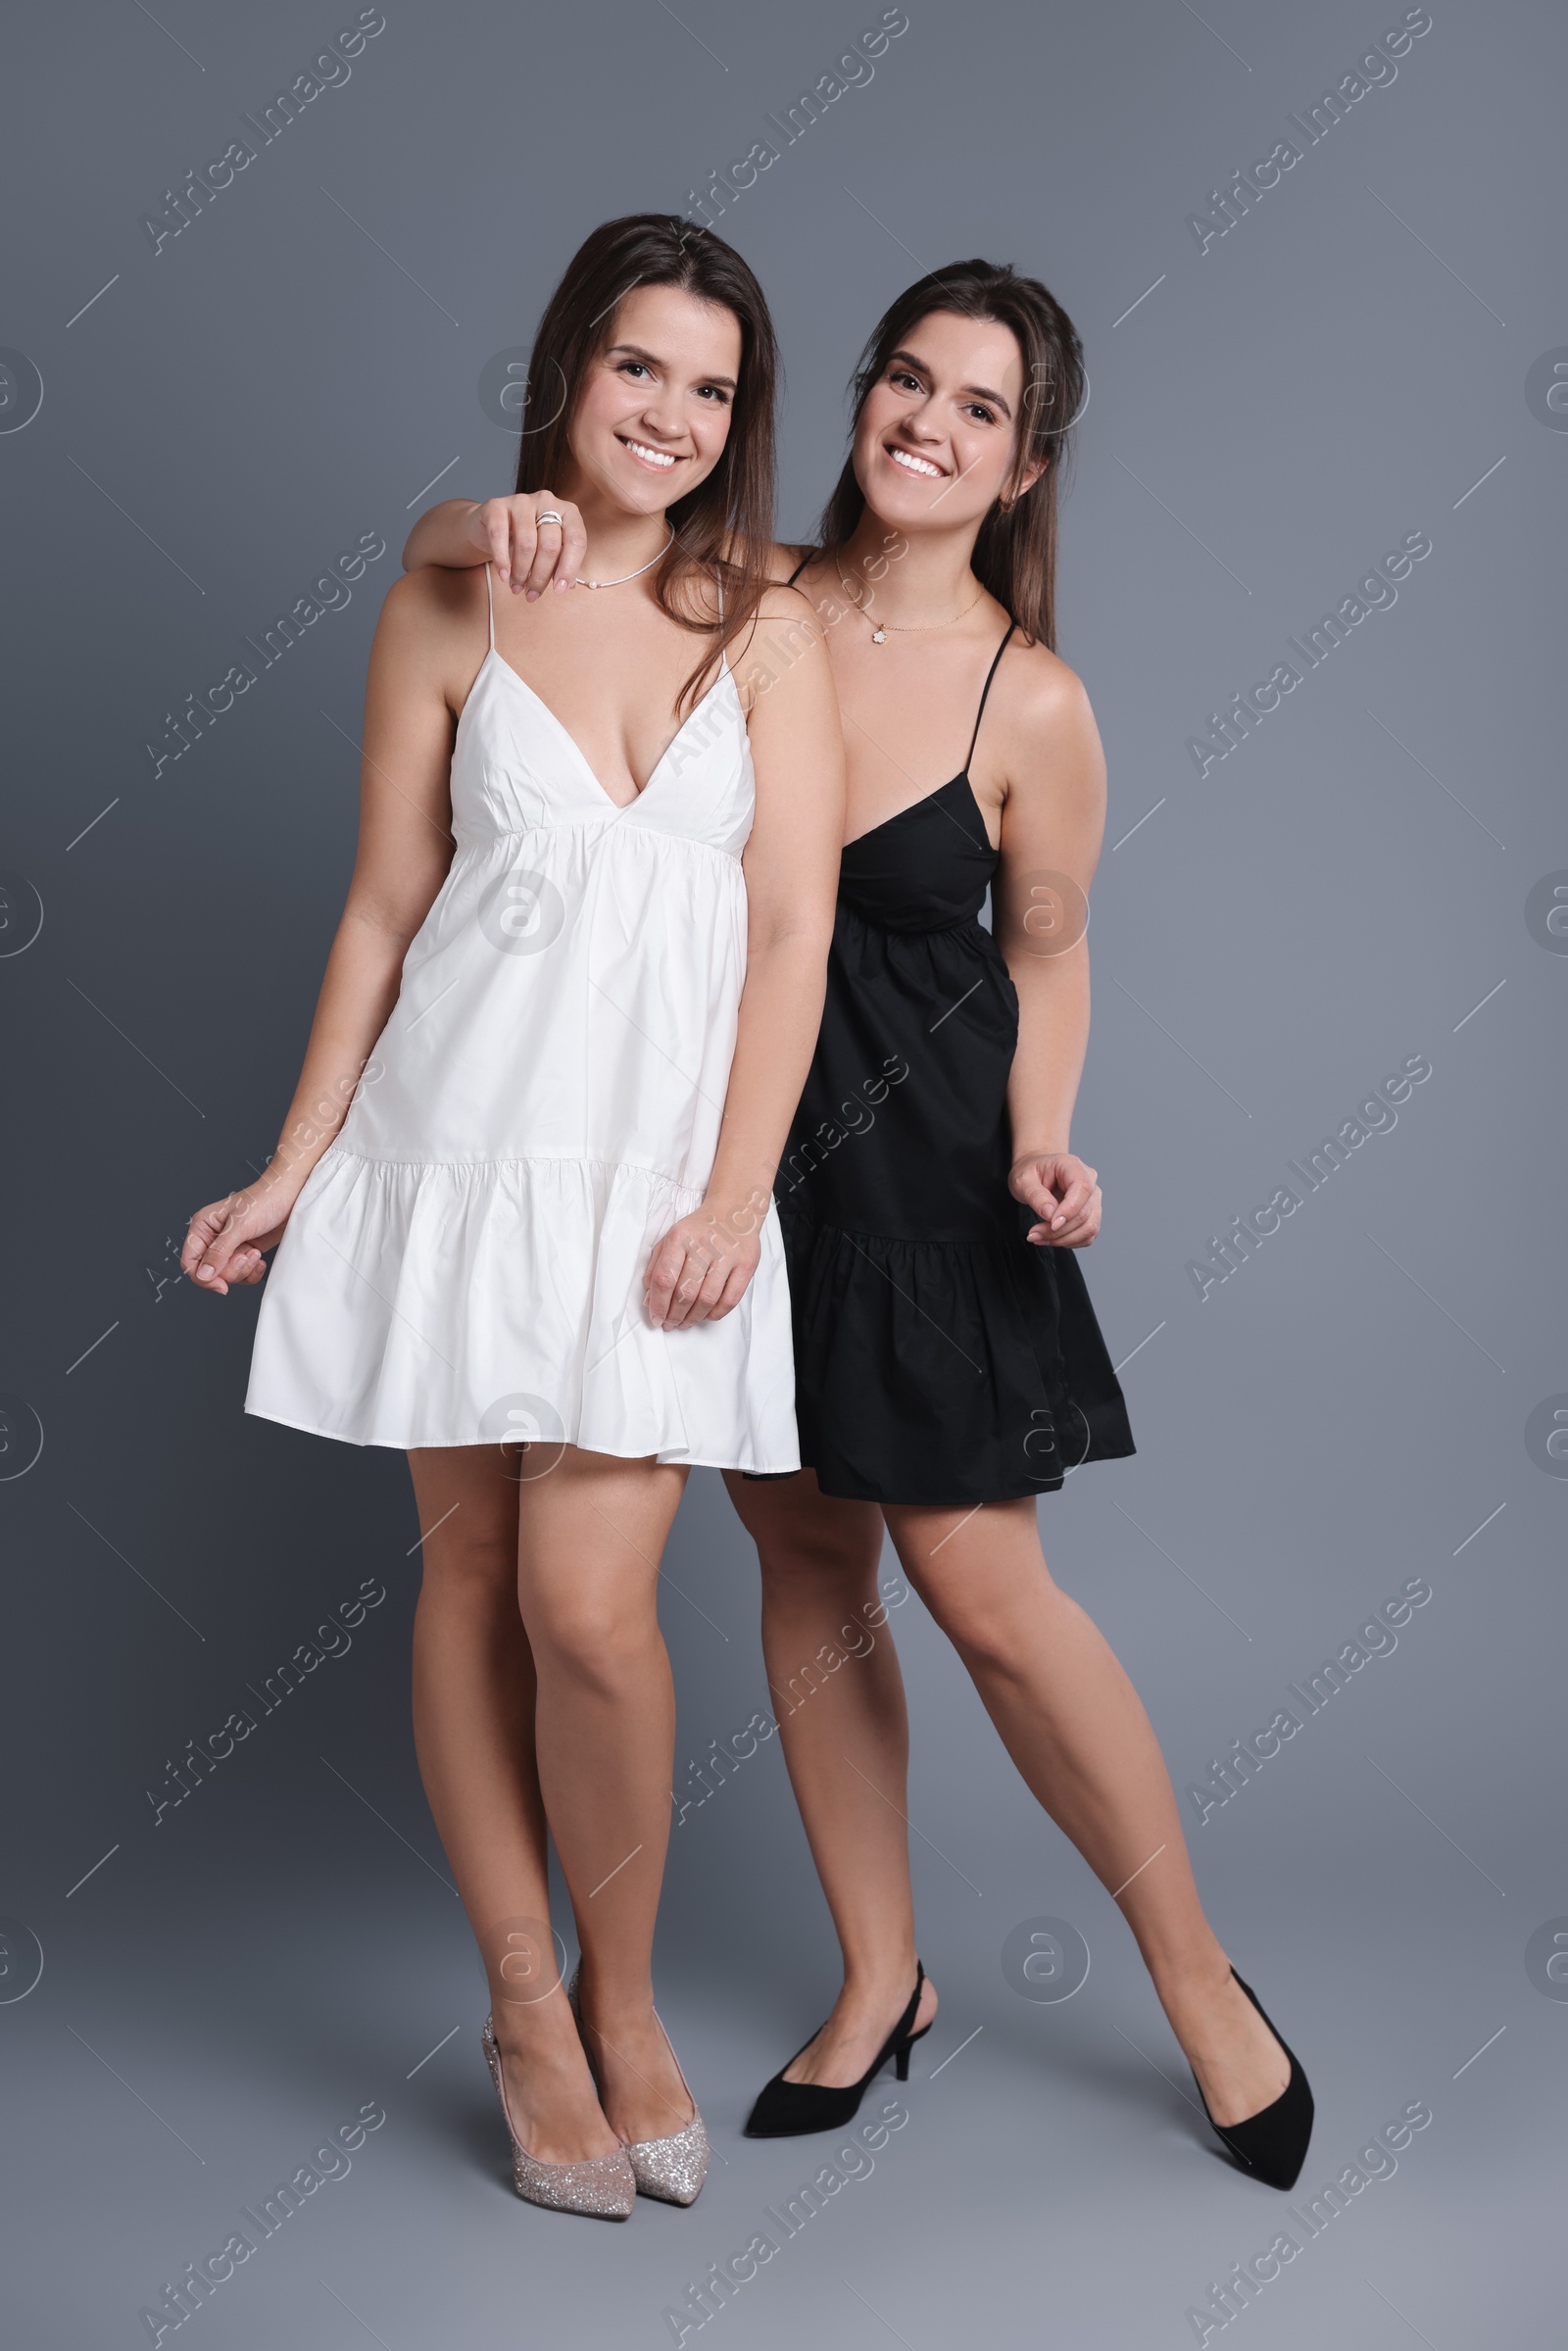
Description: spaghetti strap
964,621,1016,774
713,564,730,683
483,561,496,652
786,549,813,588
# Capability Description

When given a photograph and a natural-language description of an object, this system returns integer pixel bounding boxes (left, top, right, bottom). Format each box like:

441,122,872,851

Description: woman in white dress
180,216,845,2218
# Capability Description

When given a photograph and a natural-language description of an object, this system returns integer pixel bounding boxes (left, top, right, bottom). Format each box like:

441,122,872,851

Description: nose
633,387,687,445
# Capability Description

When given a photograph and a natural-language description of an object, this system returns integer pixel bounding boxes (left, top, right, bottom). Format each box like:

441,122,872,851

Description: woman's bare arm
404,496,808,599
403,494,588,600
182,569,478,1292
991,654,1108,1249
644,587,846,1327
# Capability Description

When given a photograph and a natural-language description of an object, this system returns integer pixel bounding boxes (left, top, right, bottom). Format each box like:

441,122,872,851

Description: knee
763,1552,888,1678
523,1585,658,1693
419,1525,515,1605
758,1516,882,1608
910,1574,1027,1675
887,1502,1059,1673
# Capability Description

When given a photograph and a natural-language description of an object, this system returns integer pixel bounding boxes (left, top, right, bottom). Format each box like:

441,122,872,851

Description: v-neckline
483,647,731,811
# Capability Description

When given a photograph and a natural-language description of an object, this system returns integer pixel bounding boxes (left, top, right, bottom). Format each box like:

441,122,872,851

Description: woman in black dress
727,263,1311,2187
402,260,1312,2187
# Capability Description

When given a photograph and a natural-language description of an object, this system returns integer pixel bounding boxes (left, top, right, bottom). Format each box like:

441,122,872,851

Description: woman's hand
181,1175,300,1296
644,1200,766,1329
1010,1151,1102,1249
463,494,588,600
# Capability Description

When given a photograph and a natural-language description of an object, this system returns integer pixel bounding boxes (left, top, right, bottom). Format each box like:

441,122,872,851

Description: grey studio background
1,0,1563,2344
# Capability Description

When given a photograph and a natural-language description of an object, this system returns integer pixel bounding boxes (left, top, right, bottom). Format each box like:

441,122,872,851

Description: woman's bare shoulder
368,561,489,710
752,580,828,638
985,634,1104,830
377,560,487,638
993,632,1097,735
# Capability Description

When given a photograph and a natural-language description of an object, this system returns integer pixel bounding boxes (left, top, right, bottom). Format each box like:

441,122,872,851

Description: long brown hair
512,214,779,708
817,260,1085,650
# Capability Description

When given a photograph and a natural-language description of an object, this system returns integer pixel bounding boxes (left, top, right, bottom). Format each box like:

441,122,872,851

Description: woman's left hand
1010,1151,1102,1248
644,1203,764,1328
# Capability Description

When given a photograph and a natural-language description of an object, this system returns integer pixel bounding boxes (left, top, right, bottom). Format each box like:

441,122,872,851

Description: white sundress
244,564,799,1470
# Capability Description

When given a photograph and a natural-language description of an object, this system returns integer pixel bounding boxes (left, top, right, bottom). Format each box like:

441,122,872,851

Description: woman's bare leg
883,1495,1290,2128
407,1444,619,2164
723,1470,938,2082
514,1445,694,2148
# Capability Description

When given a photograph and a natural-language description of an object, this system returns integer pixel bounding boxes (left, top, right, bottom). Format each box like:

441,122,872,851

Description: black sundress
774,618,1135,1505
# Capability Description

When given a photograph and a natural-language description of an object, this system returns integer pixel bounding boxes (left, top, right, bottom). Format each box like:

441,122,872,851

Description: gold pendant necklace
834,558,983,643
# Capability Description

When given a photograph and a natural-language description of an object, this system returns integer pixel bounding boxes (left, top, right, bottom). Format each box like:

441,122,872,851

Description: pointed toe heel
567,1966,710,2205
1194,1970,1314,2192
744,1965,930,2139
481,2015,636,2220
624,2109,710,2206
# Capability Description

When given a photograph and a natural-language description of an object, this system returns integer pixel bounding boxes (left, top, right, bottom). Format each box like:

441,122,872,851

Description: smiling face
562,281,744,516
851,308,1044,537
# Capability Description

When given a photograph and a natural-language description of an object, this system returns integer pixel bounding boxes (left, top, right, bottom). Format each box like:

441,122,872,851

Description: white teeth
889,446,943,478
622,437,678,467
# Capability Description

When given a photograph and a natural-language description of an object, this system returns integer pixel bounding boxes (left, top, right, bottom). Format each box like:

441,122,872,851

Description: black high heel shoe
744,1966,930,2138
1193,1969,1314,2190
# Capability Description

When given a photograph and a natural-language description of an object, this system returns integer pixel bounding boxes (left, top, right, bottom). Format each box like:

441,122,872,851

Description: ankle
1146,1943,1233,2006
839,1953,922,2008
490,1987,577,2052
574,1974,657,2033
573,1948,652,1995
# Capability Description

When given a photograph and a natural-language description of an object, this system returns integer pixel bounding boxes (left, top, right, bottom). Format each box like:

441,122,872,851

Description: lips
617,434,681,470
886,443,946,480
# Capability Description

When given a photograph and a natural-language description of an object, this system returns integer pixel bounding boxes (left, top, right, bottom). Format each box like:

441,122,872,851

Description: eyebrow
888,347,1012,420
606,339,738,392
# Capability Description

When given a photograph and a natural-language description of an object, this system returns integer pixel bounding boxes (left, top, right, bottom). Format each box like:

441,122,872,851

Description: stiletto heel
745,1964,929,2138
1193,1969,1314,2191
480,2015,635,2219
567,1965,710,2205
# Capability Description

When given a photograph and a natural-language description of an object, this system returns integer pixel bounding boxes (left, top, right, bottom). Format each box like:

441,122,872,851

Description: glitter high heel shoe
480,2013,635,2220
567,1965,710,2205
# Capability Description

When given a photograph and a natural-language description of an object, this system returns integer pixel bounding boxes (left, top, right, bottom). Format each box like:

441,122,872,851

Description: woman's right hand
463,494,588,600
181,1175,299,1297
